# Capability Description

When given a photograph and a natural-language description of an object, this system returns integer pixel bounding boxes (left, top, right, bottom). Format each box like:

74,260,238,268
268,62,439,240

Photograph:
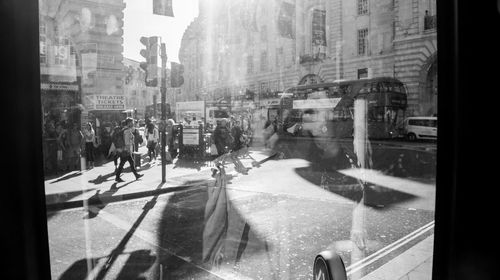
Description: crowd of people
46,110,274,179
212,116,252,157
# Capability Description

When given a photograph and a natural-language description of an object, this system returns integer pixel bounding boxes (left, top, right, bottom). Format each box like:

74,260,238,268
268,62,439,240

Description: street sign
182,127,199,145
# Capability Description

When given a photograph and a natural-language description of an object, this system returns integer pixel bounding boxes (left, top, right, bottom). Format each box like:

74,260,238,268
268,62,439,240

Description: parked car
402,116,437,141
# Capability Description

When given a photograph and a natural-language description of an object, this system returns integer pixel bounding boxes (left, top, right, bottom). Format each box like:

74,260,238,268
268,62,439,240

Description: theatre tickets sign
84,95,126,110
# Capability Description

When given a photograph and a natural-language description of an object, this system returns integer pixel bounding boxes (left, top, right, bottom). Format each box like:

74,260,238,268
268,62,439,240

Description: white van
403,116,437,141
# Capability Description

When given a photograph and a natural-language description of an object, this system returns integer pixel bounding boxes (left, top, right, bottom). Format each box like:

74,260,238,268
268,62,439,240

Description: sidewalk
360,234,434,280
44,145,434,280
45,145,276,211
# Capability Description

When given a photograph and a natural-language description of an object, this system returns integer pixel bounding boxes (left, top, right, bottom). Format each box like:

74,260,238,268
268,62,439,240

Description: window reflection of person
301,108,341,159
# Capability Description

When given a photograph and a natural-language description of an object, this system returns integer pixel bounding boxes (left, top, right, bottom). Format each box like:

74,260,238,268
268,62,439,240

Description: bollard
80,156,86,171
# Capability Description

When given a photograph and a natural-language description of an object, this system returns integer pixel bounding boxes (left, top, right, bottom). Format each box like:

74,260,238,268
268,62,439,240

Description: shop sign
262,98,281,107
41,83,78,91
85,95,126,110
242,101,254,109
231,100,242,108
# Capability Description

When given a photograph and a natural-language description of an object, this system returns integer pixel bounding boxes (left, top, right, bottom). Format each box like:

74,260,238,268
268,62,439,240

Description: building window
261,51,268,72
276,47,283,68
358,0,369,15
260,81,268,95
358,68,368,79
247,33,253,46
39,35,47,65
39,21,47,65
247,55,253,74
260,25,267,42
54,37,70,65
358,28,369,56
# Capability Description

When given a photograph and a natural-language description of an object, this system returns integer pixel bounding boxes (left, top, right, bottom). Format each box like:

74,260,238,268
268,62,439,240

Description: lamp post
160,42,167,183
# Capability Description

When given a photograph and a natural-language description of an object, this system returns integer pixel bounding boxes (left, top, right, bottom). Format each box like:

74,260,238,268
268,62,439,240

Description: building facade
179,0,437,117
39,0,125,174
122,58,174,120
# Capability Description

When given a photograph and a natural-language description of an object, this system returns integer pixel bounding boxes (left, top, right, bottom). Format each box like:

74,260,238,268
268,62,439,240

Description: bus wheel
407,133,416,141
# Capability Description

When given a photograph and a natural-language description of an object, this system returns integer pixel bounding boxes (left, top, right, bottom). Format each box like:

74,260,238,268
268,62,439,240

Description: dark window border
2,0,499,279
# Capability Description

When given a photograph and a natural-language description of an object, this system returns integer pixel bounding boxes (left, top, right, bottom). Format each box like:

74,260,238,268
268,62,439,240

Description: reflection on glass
42,0,437,279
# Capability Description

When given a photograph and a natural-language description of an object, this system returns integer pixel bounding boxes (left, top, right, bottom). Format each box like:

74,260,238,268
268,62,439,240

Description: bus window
369,106,385,122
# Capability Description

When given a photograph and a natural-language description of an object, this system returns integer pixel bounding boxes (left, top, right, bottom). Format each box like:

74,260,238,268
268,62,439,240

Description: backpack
112,127,125,149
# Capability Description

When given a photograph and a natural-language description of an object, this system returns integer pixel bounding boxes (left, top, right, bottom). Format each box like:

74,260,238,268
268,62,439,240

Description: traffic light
170,62,184,88
139,36,159,87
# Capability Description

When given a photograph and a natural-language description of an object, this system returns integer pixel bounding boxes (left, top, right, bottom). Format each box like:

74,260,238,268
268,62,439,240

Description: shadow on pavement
295,166,417,208
62,183,166,279
49,171,83,184
156,167,271,279
173,157,212,171
46,189,96,219
57,250,156,280
84,183,129,219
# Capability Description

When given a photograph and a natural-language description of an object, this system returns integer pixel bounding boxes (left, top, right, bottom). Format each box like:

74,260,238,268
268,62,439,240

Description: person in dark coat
213,119,231,156
230,120,243,152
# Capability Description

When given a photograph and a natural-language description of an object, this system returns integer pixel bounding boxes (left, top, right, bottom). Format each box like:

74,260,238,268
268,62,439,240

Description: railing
424,14,437,30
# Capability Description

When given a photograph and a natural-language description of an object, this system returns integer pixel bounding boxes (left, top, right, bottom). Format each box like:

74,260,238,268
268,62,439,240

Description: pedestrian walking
263,115,278,149
165,119,175,162
115,117,144,182
230,120,244,152
132,120,143,152
110,120,125,173
145,122,159,162
213,119,232,157
56,121,69,173
67,124,83,171
83,122,96,169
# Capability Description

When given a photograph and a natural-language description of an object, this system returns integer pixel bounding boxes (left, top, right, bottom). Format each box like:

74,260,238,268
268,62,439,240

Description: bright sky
123,0,199,64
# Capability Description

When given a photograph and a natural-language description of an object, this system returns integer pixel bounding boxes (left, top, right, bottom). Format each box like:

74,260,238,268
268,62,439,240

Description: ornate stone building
179,0,437,116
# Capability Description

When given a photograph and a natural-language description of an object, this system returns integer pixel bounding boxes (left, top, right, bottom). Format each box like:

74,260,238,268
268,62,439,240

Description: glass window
260,51,268,72
38,1,438,279
358,28,369,55
276,47,283,68
260,25,267,42
358,0,369,15
247,55,253,74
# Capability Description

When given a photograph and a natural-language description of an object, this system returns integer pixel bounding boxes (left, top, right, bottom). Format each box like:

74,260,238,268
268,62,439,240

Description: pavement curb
45,183,210,212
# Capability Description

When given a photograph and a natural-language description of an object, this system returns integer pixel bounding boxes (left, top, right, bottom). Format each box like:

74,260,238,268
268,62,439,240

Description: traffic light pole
160,42,167,183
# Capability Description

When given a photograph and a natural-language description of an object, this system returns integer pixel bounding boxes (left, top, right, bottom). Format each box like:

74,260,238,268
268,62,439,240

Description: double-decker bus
273,77,408,140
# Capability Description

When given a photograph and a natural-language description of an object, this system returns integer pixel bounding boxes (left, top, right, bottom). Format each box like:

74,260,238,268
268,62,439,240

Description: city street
46,141,436,280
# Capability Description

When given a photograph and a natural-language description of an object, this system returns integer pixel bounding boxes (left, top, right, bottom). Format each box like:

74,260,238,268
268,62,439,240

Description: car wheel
407,133,416,141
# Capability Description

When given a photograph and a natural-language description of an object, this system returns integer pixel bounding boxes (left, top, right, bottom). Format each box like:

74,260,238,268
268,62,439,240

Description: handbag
108,142,116,157
210,143,218,156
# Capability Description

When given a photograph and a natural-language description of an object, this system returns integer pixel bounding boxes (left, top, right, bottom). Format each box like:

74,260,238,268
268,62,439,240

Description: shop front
41,79,82,176
83,94,128,160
